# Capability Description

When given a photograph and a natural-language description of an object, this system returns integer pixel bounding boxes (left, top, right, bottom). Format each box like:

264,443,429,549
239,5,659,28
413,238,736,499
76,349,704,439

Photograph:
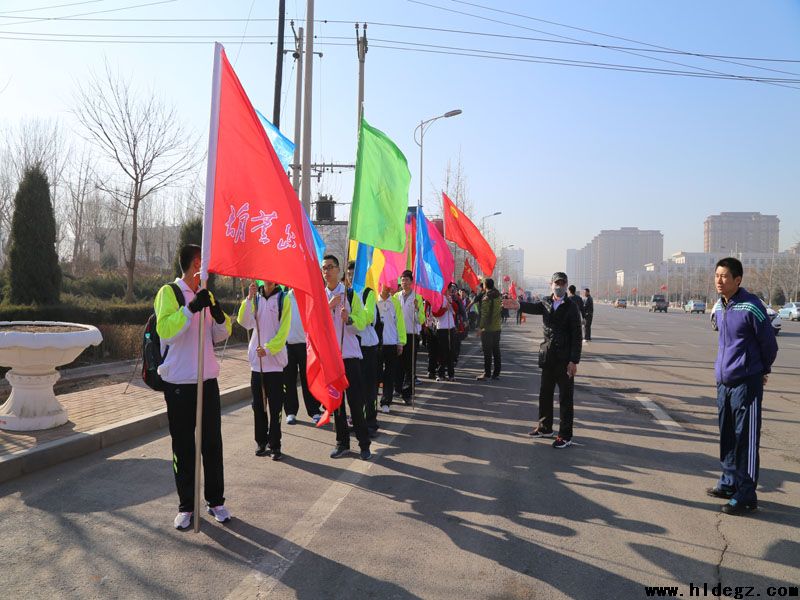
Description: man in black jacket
510,272,582,448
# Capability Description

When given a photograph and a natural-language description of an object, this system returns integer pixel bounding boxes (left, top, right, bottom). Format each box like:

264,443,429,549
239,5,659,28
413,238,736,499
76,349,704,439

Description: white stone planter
0,321,103,431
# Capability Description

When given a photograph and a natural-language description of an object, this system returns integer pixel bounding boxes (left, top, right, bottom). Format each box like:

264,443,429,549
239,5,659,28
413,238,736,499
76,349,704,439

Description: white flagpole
194,41,223,534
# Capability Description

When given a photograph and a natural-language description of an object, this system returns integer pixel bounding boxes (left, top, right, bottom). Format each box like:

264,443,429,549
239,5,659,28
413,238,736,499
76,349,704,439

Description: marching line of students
156,248,480,531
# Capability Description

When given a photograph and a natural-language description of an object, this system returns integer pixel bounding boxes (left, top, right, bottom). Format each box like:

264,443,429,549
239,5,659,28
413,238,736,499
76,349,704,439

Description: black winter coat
519,296,583,368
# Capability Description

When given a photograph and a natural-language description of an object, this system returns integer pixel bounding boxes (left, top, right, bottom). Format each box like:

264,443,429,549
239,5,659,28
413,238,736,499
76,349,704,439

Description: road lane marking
226,343,483,598
635,396,683,432
596,357,615,370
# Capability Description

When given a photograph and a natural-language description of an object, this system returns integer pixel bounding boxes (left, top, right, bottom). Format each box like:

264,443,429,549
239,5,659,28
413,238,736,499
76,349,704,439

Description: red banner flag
660,284,668,291
509,281,518,299
442,192,497,276
201,44,346,422
461,258,480,292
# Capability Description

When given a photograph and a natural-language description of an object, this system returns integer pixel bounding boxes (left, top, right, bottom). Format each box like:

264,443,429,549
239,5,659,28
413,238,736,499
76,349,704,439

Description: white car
778,302,800,321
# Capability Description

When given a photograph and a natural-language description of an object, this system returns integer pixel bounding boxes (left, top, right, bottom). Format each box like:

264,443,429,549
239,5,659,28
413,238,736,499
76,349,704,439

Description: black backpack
142,283,185,391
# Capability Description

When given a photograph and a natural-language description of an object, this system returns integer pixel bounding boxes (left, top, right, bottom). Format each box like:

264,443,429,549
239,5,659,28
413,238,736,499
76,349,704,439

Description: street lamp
413,109,462,208
481,211,502,232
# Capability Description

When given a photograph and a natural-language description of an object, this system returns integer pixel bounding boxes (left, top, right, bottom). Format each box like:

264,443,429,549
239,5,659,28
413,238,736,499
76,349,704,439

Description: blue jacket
713,287,778,385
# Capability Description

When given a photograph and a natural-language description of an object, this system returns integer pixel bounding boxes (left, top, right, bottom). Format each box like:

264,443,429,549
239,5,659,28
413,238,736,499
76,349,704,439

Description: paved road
1,306,798,599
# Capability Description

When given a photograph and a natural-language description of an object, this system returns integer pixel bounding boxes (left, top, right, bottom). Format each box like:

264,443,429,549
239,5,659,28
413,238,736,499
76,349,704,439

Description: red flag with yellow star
442,192,496,276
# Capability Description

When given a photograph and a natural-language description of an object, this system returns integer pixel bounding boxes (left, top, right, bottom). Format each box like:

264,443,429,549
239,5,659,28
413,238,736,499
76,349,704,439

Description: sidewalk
0,346,252,484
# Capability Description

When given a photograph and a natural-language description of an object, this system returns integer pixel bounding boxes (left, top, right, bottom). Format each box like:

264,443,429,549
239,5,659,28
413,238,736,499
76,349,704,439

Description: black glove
209,298,226,324
188,288,212,313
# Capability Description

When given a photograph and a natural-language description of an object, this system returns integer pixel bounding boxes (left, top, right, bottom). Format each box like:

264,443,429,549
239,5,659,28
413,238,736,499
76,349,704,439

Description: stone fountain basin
0,321,103,431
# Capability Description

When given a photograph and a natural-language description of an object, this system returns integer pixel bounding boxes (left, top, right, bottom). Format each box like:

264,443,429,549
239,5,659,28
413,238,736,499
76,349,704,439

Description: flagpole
195,42,224,533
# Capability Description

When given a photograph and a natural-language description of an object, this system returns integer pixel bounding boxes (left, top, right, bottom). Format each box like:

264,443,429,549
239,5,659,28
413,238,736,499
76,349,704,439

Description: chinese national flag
509,281,517,299
201,44,346,422
442,192,496,276
461,258,480,292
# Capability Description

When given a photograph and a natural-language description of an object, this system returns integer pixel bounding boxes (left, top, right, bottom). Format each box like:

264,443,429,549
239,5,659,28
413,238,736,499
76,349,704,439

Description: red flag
461,258,480,292
509,281,517,299
442,192,496,276
201,44,346,423
660,284,668,291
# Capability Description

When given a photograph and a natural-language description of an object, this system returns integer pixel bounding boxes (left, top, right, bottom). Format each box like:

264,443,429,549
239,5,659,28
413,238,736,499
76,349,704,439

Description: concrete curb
0,383,251,485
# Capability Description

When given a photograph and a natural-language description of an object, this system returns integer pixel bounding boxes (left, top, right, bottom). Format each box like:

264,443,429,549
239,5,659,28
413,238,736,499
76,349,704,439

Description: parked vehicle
684,299,706,314
711,299,781,335
778,302,800,321
649,294,668,312
614,298,627,308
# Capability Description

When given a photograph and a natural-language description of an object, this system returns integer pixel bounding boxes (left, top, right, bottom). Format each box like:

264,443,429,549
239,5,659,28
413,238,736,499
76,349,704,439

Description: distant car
711,299,781,335
684,300,706,314
614,298,627,309
650,294,668,313
778,302,800,321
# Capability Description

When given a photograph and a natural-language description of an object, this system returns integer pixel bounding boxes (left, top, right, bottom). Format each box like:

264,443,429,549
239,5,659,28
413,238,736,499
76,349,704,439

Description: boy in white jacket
238,281,291,460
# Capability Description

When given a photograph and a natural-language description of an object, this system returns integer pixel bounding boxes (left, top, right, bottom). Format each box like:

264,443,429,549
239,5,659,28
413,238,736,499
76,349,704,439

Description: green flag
350,117,411,252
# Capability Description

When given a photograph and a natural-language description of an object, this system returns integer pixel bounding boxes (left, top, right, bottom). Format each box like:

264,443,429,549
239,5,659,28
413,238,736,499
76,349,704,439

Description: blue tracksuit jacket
712,287,778,385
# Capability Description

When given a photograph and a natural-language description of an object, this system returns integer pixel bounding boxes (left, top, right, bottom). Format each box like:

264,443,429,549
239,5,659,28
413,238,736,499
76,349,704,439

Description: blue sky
1,0,798,276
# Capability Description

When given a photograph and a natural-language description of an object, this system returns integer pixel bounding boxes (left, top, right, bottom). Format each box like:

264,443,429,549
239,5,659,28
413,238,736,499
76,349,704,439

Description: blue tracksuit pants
716,374,762,504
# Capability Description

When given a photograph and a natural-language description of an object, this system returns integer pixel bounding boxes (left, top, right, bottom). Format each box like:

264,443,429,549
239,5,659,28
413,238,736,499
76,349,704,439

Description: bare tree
64,147,96,274
73,63,201,301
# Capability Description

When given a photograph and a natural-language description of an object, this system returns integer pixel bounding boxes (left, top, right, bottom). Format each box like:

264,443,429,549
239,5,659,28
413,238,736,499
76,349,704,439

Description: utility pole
300,0,315,215
291,23,303,194
272,0,286,127
356,23,368,126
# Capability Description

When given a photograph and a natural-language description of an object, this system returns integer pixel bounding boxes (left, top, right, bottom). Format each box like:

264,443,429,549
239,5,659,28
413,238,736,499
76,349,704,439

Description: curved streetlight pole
413,109,462,208
480,211,502,233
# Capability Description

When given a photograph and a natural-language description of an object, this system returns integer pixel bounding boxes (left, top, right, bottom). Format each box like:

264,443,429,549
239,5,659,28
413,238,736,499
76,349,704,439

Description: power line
405,0,800,86
2,8,798,66
0,0,108,15
0,0,176,27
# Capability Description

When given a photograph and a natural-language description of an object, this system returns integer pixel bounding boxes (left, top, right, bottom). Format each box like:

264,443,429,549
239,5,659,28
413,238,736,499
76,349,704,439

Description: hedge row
0,300,241,326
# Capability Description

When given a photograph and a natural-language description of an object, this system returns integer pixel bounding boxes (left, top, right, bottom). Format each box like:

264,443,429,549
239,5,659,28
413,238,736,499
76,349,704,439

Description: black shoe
528,428,555,438
402,397,412,405
447,376,455,382
721,499,757,515
706,486,734,499
255,445,270,457
271,450,283,461
476,374,490,381
330,446,350,459
360,448,372,461
491,374,500,380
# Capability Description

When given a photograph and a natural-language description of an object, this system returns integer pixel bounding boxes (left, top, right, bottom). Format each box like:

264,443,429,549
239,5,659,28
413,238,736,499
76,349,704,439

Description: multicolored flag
442,192,496,276
350,117,411,251
200,43,346,423
413,207,445,308
461,258,480,292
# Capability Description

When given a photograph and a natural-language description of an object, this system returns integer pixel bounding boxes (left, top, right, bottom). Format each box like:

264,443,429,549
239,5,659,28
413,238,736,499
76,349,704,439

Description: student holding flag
377,282,406,413
238,281,291,460
322,254,372,460
283,288,322,424
347,261,381,437
155,244,232,530
432,289,457,381
395,270,426,403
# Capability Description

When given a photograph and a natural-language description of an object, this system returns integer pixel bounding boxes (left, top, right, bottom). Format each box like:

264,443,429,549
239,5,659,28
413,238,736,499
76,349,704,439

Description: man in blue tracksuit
708,257,778,515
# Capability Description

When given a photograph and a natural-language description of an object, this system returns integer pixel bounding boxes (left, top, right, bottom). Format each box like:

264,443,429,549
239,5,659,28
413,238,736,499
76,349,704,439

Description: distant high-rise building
500,246,524,283
566,249,578,280
572,227,663,293
704,212,779,254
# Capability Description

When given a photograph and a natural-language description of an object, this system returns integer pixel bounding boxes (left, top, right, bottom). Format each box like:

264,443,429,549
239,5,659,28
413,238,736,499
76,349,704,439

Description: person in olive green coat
477,278,502,381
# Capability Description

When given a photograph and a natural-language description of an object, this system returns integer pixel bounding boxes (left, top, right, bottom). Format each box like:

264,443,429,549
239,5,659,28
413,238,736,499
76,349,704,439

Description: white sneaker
174,511,193,530
311,413,321,424
380,405,390,414
207,504,231,523
286,414,297,424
